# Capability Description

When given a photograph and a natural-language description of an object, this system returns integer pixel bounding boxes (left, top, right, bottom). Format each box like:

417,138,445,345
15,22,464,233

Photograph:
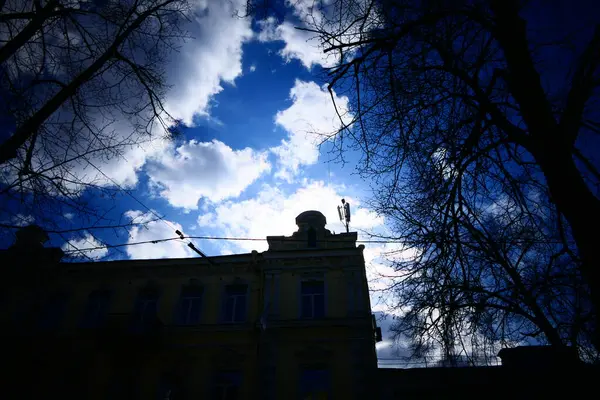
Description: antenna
337,198,351,233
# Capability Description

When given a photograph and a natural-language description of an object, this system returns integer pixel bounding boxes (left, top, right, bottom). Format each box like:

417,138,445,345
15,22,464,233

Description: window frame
176,285,204,326
222,283,248,324
80,289,112,329
132,286,160,330
300,280,325,319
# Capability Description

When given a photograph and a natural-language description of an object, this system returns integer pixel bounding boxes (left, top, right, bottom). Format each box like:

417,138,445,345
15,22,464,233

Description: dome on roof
295,210,326,231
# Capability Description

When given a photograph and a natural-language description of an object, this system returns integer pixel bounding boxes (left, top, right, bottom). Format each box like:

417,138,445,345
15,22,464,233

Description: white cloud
146,140,271,210
249,64,257,72
258,17,337,69
93,0,253,187
64,120,171,190
363,241,418,312
271,80,352,180
124,210,196,259
2,0,253,195
197,180,382,253
165,0,253,125
61,232,108,260
196,179,402,315
258,0,380,70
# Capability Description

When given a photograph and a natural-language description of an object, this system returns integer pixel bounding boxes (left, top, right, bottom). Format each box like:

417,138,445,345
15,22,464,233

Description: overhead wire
85,159,177,231
79,159,213,262
61,234,579,255
60,158,576,262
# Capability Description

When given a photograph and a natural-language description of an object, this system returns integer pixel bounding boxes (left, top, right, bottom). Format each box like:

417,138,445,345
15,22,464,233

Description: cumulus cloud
93,0,252,188
124,210,196,259
61,232,108,260
64,121,171,190
374,311,411,364
257,17,337,69
146,140,271,210
195,179,408,323
271,80,352,180
197,180,382,253
14,0,253,193
363,242,418,312
87,0,252,188
165,0,253,125
258,0,380,70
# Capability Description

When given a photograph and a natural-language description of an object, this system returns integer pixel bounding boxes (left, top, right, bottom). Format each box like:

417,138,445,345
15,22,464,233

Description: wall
0,247,377,399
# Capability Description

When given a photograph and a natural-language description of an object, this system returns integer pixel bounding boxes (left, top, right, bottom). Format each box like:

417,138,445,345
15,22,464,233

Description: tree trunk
533,137,600,347
491,0,600,348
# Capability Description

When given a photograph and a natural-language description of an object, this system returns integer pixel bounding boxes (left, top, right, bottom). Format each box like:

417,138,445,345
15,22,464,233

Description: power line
84,159,212,261
85,160,177,231
61,234,578,255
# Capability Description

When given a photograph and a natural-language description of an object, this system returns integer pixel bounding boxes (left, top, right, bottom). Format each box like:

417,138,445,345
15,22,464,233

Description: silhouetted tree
0,0,189,237
300,0,600,358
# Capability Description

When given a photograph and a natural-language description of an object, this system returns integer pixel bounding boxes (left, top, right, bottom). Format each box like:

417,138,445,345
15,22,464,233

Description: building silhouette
3,212,593,400
0,211,379,399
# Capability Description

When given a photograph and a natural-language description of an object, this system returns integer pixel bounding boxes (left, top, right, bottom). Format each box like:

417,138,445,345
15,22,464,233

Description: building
379,346,596,399
0,211,379,399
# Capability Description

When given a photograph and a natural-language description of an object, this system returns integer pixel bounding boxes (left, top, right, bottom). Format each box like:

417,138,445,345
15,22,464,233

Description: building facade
0,211,379,399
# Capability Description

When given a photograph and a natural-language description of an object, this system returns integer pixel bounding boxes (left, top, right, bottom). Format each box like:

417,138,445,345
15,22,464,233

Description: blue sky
1,0,409,363
0,0,401,316
42,0,388,260
14,0,596,365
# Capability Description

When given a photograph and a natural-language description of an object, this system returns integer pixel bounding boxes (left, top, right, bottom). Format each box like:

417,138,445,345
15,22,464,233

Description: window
223,284,247,323
176,285,203,325
300,368,329,400
213,371,241,400
132,288,159,329
301,281,325,319
307,227,317,248
81,290,112,328
39,292,69,331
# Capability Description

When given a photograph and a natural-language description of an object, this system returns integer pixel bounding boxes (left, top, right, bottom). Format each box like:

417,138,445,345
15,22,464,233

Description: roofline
60,245,365,268
62,251,256,268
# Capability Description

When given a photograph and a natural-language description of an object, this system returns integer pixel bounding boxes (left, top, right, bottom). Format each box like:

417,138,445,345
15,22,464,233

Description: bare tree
297,0,600,357
0,0,189,237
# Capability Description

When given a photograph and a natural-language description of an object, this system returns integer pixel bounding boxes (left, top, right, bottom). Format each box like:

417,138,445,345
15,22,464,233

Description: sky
1,0,407,365
43,0,405,285
8,0,594,366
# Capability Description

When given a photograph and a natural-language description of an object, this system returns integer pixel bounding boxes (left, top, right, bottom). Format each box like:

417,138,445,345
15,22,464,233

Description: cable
63,160,576,260
85,160,177,231
83,159,212,261
187,236,576,245
61,233,578,255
